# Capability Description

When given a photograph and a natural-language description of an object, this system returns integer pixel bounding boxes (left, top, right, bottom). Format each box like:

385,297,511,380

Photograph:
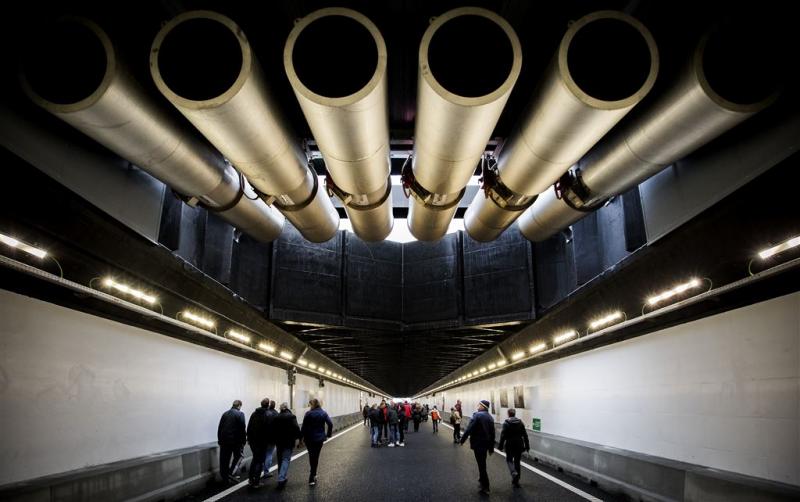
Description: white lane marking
204,423,363,502
441,422,602,501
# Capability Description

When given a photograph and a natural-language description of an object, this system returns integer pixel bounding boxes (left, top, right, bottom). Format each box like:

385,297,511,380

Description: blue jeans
371,425,380,444
389,424,398,443
276,446,293,482
262,444,275,474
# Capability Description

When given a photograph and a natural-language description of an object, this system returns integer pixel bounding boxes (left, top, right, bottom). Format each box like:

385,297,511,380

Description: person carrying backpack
430,406,441,433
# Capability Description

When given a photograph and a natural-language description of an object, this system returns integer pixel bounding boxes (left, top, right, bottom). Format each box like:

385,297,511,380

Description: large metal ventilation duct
406,7,522,241
465,11,659,242
21,17,283,243
284,8,393,242
150,11,339,243
518,27,781,242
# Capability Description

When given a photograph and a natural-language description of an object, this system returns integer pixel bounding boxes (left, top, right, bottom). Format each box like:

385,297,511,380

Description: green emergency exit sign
532,418,541,431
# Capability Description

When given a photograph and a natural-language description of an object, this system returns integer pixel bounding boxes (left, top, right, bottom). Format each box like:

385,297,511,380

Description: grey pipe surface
150,10,339,243
465,11,659,242
21,17,283,242
518,31,779,242
284,8,392,242
408,7,522,241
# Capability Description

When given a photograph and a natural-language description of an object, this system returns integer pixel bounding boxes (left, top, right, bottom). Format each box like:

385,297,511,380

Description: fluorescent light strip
308,363,317,370
103,277,157,304
758,236,800,259
553,330,578,345
589,311,623,330
180,311,215,329
487,363,497,370
226,330,251,343
297,358,308,366
497,359,507,367
511,351,525,361
647,278,702,305
279,351,294,361
0,233,47,259
479,367,487,374
529,342,547,354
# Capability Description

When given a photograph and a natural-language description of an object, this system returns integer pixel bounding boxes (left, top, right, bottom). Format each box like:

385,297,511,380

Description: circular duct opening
292,15,378,98
702,27,780,105
427,15,514,98
567,18,652,102
23,21,107,105
157,18,243,101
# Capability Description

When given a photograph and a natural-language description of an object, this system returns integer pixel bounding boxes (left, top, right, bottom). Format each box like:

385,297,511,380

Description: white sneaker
388,443,395,447
398,442,405,447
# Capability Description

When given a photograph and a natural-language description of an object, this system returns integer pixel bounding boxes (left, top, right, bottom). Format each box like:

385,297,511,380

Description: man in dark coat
246,398,271,487
300,398,333,486
262,400,278,479
459,399,496,494
498,408,530,486
217,400,246,484
272,402,301,488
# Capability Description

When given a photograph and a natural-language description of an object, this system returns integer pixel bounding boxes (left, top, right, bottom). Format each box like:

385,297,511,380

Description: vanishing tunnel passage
1,1,799,501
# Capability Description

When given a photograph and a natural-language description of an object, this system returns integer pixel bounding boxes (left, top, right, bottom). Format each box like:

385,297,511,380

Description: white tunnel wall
435,291,800,485
0,289,361,485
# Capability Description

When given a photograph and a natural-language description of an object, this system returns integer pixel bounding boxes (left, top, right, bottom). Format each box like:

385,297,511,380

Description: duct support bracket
252,163,321,213
400,155,465,211
478,155,538,212
554,170,608,213
325,175,393,212
171,169,246,214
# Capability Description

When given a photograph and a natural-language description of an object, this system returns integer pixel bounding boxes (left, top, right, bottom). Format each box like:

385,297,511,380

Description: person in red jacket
402,401,412,432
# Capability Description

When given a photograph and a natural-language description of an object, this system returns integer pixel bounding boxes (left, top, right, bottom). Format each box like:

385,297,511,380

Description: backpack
431,410,440,421
449,414,455,425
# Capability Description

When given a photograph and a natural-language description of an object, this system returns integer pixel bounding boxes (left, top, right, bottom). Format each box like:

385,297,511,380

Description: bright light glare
647,278,702,305
308,363,318,370
297,358,308,366
488,363,497,370
497,359,507,367
280,351,294,361
0,233,47,259
339,218,464,243
511,351,525,361
758,236,800,260
589,311,623,330
553,330,578,345
258,342,276,353
478,367,487,374
529,342,547,353
180,311,215,329
102,277,158,304
325,370,332,376
226,330,251,343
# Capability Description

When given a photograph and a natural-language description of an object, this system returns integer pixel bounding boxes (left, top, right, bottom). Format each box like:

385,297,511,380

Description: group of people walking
458,400,531,494
362,400,445,447
220,397,531,495
216,398,333,489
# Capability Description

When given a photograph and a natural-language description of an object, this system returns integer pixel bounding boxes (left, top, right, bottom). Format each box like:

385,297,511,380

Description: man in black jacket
262,401,278,479
459,399,496,494
273,402,302,488
217,400,246,484
497,408,530,486
246,398,271,487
